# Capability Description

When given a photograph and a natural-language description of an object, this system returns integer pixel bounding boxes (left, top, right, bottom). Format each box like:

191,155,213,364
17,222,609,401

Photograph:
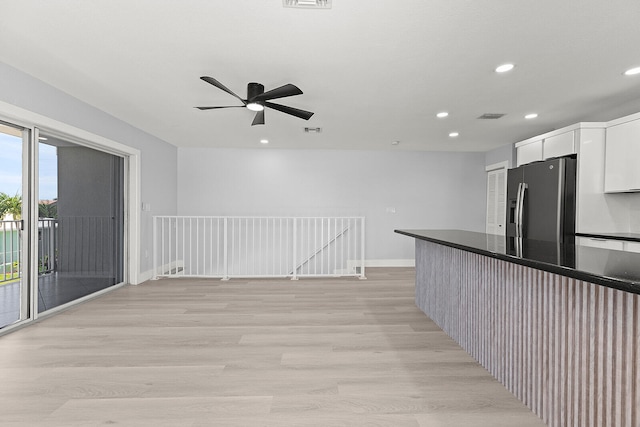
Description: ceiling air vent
283,0,332,9
477,113,506,120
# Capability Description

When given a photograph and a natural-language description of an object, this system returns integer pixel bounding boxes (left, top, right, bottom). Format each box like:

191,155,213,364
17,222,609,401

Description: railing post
359,217,366,280
152,216,158,280
291,218,298,280
222,217,229,281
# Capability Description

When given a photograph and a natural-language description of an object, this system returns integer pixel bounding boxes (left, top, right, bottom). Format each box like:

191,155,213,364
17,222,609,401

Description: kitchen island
395,229,639,427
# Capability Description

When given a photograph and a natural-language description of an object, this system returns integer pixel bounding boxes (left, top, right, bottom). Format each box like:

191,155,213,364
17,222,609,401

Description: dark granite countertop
576,232,640,242
395,229,640,295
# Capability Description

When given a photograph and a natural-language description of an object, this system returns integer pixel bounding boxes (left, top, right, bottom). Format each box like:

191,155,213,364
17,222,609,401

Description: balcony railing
153,216,366,280
0,219,59,284
0,220,21,283
1,216,117,284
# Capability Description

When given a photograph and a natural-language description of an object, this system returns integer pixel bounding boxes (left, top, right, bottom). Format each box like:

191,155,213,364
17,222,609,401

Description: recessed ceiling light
525,113,538,119
391,140,400,145
283,0,332,8
260,139,269,144
624,66,640,76
436,112,449,118
495,63,515,73
449,132,459,138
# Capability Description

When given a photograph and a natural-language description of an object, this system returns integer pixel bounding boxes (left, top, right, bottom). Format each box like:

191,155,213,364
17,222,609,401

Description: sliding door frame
0,101,140,331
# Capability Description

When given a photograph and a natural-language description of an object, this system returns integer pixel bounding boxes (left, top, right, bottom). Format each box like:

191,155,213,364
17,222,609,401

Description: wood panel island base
395,229,640,427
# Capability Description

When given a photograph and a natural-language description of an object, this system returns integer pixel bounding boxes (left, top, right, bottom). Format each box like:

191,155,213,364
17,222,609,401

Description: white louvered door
486,167,506,235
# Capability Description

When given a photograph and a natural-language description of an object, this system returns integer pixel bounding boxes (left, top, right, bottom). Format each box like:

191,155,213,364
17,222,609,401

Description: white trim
364,259,415,267
138,269,156,284
0,100,141,286
606,111,640,127
127,154,141,284
485,160,509,172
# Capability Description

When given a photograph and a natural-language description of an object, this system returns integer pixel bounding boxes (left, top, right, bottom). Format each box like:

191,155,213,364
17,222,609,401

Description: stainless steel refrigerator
506,155,577,242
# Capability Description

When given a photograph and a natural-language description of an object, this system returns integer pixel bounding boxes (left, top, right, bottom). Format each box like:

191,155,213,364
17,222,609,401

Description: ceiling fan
196,76,314,126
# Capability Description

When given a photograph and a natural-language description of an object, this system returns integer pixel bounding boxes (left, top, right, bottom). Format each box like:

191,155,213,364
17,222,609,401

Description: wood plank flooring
0,268,545,426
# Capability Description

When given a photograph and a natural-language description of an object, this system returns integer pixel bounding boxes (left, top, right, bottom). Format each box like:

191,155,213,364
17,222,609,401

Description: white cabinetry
577,237,640,252
515,128,576,167
625,242,640,253
516,140,542,166
576,236,624,250
604,117,640,193
543,131,575,159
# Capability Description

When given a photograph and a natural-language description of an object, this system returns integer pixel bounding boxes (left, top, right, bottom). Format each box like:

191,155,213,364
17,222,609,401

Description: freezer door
521,158,563,241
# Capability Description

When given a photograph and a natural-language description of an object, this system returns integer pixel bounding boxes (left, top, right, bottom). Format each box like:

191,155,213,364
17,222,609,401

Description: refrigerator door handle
514,183,523,237
513,182,522,237
518,183,528,237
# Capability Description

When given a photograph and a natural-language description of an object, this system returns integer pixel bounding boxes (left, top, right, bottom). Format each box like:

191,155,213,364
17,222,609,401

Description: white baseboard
365,259,415,267
346,259,415,271
135,269,153,284
137,259,415,283
135,260,184,285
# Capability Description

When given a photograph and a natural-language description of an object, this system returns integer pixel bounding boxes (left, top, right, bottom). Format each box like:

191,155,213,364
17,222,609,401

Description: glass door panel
0,123,26,328
37,133,124,312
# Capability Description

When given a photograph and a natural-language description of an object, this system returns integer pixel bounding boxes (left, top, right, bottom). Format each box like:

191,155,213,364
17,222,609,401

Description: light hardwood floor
0,268,545,426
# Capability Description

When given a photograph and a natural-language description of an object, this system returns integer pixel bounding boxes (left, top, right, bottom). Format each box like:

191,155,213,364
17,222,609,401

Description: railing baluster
223,217,228,280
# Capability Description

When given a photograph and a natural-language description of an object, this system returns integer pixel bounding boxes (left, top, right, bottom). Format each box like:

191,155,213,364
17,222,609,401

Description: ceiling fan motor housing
247,82,265,101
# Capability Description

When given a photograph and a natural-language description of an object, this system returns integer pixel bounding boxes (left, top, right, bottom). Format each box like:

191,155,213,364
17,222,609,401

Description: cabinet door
543,131,575,159
605,119,640,192
516,140,543,166
624,241,640,253
576,236,624,250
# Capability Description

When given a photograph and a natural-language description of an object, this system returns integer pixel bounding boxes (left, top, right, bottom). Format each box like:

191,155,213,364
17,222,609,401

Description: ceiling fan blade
265,102,314,120
200,76,246,104
195,106,245,110
251,84,303,102
251,110,265,126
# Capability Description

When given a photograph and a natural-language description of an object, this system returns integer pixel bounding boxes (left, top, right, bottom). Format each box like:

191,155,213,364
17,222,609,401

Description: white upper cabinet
515,127,577,167
543,131,575,159
604,116,640,193
516,140,543,166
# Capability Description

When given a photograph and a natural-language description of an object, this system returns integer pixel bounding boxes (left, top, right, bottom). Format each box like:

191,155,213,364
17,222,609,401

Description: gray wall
485,143,515,168
0,61,177,276
177,148,487,261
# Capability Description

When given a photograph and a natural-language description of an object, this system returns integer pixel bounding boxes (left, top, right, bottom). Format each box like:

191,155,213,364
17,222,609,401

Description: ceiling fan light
246,102,264,112
624,66,640,76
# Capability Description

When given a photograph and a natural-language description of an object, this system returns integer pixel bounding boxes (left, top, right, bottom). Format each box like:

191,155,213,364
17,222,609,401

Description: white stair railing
152,216,365,280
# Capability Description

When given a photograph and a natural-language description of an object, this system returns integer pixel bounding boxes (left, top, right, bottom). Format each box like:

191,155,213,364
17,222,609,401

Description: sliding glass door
37,133,124,313
1,121,126,331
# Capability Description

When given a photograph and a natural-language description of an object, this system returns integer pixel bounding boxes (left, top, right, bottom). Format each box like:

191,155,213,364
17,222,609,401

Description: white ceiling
1,0,640,152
